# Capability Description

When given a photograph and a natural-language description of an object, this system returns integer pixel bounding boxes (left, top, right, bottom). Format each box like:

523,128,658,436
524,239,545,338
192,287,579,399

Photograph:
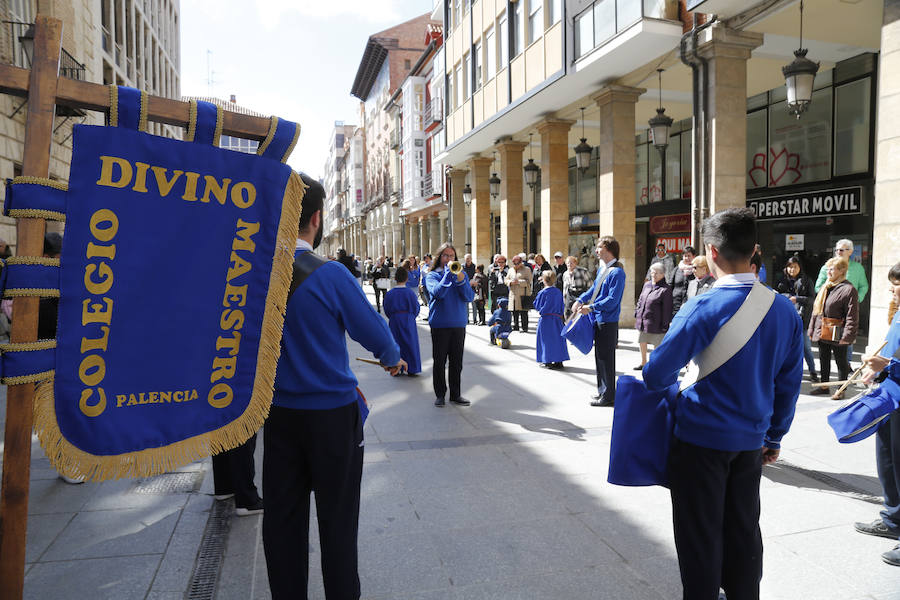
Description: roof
180,95,267,118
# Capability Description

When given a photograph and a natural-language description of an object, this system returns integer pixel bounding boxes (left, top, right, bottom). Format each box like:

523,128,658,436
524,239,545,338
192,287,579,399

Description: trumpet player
425,243,474,407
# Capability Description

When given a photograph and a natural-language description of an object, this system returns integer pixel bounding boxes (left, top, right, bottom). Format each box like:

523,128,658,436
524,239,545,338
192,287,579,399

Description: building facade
321,120,357,255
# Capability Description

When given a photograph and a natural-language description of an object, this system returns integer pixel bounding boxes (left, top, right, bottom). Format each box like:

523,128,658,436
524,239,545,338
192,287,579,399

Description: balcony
424,97,443,132
390,129,400,149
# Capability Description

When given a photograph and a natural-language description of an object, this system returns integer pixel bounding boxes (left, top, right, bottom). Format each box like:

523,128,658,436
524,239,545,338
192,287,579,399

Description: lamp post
523,132,540,191
489,152,501,199
782,0,819,118
648,69,673,202
574,107,592,174
462,183,472,206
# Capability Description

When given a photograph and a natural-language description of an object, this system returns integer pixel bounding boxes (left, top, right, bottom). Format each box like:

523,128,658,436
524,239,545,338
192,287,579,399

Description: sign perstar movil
747,187,861,221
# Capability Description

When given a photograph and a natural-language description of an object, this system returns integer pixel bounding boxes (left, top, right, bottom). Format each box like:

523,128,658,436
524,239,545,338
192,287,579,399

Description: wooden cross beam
0,15,291,600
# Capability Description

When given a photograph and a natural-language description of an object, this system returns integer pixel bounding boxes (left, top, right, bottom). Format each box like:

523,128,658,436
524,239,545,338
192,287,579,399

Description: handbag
521,294,534,311
821,316,845,343
608,282,776,487
375,277,391,290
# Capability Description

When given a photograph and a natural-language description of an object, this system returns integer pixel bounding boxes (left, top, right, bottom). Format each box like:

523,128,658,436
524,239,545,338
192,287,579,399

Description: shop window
666,134,680,201
834,78,871,177
635,143,648,205
768,87,833,187
747,109,767,189
648,145,662,203
680,133,692,200
594,0,615,46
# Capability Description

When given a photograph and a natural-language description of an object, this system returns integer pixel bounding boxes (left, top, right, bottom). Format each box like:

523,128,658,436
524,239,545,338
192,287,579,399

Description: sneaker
434,397,446,407
449,397,471,406
809,386,830,396
808,372,820,383
59,474,85,484
235,499,264,516
883,544,900,566
854,519,899,540
214,493,235,501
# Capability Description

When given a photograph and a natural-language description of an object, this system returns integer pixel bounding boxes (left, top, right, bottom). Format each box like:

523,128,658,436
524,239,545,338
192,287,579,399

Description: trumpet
449,261,462,274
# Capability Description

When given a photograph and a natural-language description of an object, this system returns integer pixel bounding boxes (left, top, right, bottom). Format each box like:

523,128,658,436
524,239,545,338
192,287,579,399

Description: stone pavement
2,285,899,599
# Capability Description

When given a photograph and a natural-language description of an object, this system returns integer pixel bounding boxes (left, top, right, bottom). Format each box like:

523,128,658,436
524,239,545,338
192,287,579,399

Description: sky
180,0,434,180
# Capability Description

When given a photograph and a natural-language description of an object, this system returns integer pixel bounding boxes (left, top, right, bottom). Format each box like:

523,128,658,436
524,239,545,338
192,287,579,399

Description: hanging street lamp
462,183,472,206
574,107,592,174
489,151,501,199
523,132,540,191
648,69,673,152
782,0,819,118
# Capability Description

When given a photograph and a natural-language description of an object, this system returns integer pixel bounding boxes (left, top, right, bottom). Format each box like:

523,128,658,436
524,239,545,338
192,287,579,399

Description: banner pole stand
0,15,280,600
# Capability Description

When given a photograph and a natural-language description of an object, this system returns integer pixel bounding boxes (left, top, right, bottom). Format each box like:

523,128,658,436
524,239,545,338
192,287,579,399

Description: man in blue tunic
571,236,626,407
263,175,405,600
856,261,900,566
643,208,803,600
384,267,422,376
533,270,568,369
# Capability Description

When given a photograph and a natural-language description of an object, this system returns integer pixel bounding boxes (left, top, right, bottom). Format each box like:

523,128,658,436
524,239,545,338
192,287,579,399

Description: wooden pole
0,15,62,600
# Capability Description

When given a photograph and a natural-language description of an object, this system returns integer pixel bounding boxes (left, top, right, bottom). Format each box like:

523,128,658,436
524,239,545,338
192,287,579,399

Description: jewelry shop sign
746,186,861,221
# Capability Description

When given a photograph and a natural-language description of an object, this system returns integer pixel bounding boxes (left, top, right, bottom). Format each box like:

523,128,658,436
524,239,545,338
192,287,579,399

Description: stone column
410,218,420,258
496,139,528,259
870,1,900,348
536,118,575,259
429,214,442,252
593,84,645,328
419,220,428,257
696,25,763,213
392,223,401,261
448,168,468,247
359,222,367,259
468,157,494,267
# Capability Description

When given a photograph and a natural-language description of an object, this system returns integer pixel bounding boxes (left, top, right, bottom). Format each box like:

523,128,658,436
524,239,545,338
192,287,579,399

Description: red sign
656,236,691,254
649,214,690,235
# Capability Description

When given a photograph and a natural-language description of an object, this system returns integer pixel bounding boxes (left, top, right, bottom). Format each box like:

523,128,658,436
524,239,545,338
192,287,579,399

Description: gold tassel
213,105,224,147
138,90,149,132
109,85,118,126
186,100,198,142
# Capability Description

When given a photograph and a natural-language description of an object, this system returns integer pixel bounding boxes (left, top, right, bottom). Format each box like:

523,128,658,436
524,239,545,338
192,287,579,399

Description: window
549,0,561,23
834,78,871,176
447,72,455,111
455,62,463,107
617,0,641,29
464,0,471,14
681,131,692,199
574,8,593,59
463,52,471,99
594,0,615,46
666,134,680,201
528,0,543,44
499,13,509,67
768,87,833,187
746,110,767,189
486,26,497,80
635,143,648,205
405,59,411,70
513,1,523,56
473,41,482,91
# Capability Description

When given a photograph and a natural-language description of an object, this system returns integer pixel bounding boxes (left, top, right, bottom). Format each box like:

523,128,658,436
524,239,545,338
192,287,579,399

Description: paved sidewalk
2,285,899,599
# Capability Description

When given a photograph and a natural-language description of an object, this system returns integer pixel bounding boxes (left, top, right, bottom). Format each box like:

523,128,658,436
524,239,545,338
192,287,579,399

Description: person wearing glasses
815,239,869,365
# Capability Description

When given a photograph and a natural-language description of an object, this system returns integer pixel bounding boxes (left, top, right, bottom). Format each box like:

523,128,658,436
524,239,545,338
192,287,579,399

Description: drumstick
833,340,889,396
355,357,383,366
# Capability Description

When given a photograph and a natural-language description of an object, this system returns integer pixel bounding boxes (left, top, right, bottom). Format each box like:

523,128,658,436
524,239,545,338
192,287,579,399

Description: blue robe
406,268,421,289
384,286,421,373
534,286,569,363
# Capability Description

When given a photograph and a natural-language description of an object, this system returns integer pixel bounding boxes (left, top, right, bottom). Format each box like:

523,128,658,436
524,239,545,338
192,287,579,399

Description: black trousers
668,437,763,600
877,409,900,533
263,403,364,600
473,300,486,324
593,321,618,402
512,310,529,332
431,327,466,401
373,286,386,312
818,341,850,383
211,433,260,508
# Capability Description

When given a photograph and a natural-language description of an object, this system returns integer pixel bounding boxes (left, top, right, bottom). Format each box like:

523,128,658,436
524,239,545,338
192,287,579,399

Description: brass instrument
449,261,462,274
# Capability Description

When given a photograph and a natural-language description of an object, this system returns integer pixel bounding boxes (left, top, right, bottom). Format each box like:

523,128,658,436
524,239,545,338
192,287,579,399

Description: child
534,270,569,369
488,297,512,346
383,267,421,375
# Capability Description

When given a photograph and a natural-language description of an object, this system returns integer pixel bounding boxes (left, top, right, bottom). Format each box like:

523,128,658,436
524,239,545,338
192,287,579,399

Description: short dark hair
297,172,324,233
683,246,696,256
395,266,408,283
784,254,803,273
656,243,666,249
476,264,484,273
889,261,900,283
599,236,620,260
701,208,757,264
749,251,762,273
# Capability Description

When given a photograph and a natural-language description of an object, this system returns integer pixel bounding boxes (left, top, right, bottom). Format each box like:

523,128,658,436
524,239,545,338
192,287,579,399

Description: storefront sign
785,234,805,251
656,236,691,254
747,186,861,221
649,214,690,235
569,213,600,230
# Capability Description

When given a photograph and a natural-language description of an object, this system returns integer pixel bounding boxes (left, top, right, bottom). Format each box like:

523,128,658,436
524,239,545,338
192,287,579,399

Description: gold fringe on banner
280,124,301,164
7,209,66,221
256,116,279,157
213,104,224,147
6,256,60,267
185,100,198,142
32,171,307,482
3,288,59,298
138,90,149,132
11,176,68,191
109,85,118,126
2,370,54,385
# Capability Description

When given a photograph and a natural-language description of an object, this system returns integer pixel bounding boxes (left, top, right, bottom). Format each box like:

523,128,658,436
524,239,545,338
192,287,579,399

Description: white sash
680,281,776,392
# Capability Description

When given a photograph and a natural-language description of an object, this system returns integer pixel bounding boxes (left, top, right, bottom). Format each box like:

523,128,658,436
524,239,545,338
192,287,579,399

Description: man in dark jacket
553,251,567,291
370,256,391,313
336,248,360,279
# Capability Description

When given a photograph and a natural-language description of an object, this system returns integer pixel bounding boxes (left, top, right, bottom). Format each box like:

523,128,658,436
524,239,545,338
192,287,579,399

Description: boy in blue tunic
384,267,422,376
643,208,803,600
857,261,900,566
533,270,569,369
488,297,512,345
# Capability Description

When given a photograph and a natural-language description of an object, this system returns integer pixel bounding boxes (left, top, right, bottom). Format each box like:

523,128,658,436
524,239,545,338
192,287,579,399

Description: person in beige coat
506,254,534,332
809,257,859,400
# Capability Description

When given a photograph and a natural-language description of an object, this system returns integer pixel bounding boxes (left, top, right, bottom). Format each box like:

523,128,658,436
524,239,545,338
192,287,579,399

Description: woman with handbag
506,254,533,332
776,255,819,382
809,257,859,399
633,262,673,370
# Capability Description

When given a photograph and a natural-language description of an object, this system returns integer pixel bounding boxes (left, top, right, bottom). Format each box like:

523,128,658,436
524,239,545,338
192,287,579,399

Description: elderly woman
686,255,715,300
634,262,673,370
809,257,859,399
506,254,533,332
562,255,591,318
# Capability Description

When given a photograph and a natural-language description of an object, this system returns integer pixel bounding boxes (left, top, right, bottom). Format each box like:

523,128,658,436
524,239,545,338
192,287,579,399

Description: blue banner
7,90,303,480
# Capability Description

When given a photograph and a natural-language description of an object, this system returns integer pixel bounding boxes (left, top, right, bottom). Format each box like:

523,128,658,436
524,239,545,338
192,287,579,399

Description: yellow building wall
463,99,472,134
497,68,509,110
474,89,484,127
545,22,562,75
511,54,526,101
525,38,545,92
484,77,497,119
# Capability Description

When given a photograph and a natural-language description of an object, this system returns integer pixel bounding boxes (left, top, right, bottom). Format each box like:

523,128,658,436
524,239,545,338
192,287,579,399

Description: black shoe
434,397,446,407
855,519,900,540
883,544,900,566
235,499,264,516
808,372,820,383
540,363,550,369
633,364,644,371
809,386,830,396
590,392,602,402
407,372,418,377
590,397,614,407
449,397,471,406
